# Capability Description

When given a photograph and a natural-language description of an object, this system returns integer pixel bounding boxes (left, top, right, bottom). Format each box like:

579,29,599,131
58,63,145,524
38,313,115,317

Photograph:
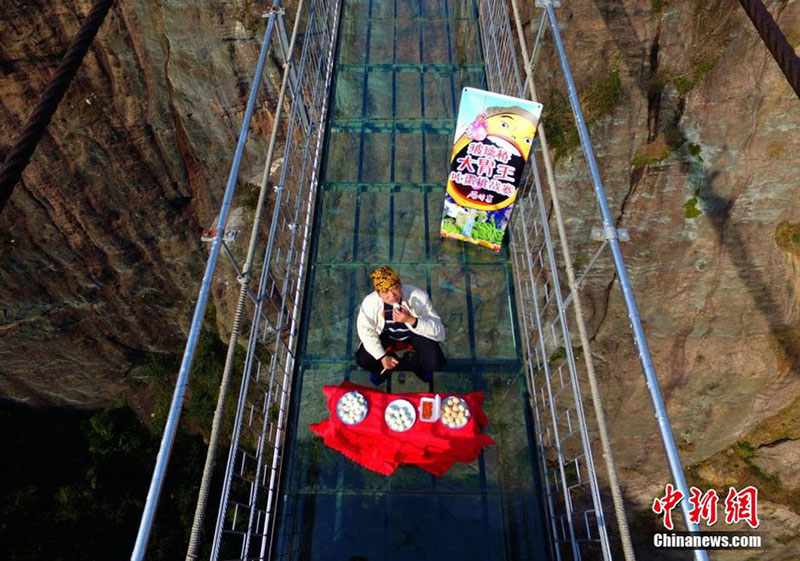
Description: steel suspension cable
130,2,282,558
509,2,636,558
541,2,708,559
0,0,114,214
738,0,800,99
185,0,305,558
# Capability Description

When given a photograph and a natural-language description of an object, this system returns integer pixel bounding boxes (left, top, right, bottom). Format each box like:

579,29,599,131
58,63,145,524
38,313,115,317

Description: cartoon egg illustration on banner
447,105,539,211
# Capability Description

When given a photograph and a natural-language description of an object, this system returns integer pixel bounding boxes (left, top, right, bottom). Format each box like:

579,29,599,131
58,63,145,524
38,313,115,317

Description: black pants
355,333,446,375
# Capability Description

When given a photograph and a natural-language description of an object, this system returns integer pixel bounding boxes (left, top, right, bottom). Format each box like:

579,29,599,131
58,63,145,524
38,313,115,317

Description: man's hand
380,355,399,370
392,305,416,325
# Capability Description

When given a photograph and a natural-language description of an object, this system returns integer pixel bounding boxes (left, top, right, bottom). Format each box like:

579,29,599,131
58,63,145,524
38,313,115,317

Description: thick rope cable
509,1,637,559
738,0,800,99
184,1,306,558
0,0,115,214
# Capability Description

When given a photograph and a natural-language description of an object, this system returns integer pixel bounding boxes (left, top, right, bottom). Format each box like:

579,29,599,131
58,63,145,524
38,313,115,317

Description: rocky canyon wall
517,0,800,554
0,0,286,406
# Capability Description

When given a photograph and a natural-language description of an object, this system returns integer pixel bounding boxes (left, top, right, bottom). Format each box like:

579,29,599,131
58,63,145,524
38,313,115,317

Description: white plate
385,398,416,432
336,391,368,425
441,396,470,429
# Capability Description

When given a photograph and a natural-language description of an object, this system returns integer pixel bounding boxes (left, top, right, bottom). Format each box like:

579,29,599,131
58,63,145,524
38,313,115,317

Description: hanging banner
440,87,543,251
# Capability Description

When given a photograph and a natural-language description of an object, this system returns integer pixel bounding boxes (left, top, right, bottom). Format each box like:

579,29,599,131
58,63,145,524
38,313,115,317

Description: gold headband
371,266,400,292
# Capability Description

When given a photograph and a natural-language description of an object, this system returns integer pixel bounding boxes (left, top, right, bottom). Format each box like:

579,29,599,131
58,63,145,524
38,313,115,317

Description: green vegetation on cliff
775,222,800,257
631,131,685,168
541,63,622,162
0,400,216,560
683,196,701,219
139,302,243,438
1,304,239,559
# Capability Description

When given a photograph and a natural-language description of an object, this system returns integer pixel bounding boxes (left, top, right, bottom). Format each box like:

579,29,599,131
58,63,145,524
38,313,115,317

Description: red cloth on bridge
309,381,495,476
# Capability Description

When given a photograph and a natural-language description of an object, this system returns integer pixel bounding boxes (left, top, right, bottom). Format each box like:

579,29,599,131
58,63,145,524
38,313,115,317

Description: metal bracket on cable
592,226,629,242
262,7,285,17
201,229,239,243
220,242,265,307
523,62,535,87
535,0,561,7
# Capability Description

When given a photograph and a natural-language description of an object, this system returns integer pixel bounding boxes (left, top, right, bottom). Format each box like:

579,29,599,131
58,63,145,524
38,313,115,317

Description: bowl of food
441,396,470,429
336,391,368,425
385,398,416,432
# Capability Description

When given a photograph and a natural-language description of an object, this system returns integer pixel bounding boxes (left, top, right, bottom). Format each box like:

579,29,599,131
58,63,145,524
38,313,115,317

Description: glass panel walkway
272,1,550,558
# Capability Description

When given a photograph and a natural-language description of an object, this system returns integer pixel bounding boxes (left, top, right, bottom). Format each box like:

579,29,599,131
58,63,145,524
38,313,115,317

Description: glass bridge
131,0,704,559
271,0,550,559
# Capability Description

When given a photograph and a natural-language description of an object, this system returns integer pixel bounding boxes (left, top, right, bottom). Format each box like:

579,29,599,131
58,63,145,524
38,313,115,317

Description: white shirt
356,284,446,359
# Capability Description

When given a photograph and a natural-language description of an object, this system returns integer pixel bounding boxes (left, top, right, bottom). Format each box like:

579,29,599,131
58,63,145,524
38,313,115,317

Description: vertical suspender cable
183,0,293,553
738,0,800,99
509,1,636,559
0,0,114,214
541,1,709,559
130,2,281,559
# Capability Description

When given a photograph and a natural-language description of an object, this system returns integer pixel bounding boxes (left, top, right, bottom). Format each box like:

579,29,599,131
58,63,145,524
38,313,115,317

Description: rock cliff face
1,0,799,556
0,0,280,405
518,0,800,555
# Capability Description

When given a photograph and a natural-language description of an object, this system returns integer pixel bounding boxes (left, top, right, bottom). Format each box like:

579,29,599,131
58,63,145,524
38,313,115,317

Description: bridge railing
208,1,342,560
130,1,342,560
478,1,709,560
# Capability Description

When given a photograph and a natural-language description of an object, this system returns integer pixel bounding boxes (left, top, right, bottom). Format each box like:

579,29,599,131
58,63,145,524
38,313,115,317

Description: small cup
418,395,441,422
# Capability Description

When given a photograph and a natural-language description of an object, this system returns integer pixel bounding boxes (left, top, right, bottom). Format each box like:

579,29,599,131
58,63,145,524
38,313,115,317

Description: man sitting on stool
356,266,446,386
